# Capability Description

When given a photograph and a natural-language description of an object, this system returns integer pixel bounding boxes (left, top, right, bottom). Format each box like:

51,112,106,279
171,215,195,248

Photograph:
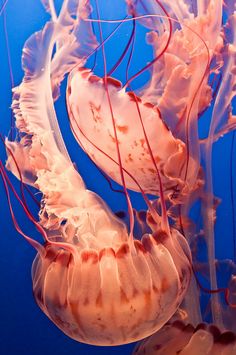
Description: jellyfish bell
30,225,191,345
65,0,224,204
3,0,192,347
133,320,236,355
5,135,193,345
66,67,194,198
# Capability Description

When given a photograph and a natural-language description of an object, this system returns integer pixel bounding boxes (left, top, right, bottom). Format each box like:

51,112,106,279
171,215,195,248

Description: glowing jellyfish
2,0,192,347
1,0,236,352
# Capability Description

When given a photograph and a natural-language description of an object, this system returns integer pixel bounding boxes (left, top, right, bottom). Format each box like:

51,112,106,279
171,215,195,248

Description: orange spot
81,250,98,264
127,91,142,102
89,102,101,123
120,287,129,304
117,125,128,134
140,138,145,147
116,243,130,258
128,153,133,162
88,75,100,83
148,168,156,173
154,155,161,163
152,285,159,293
81,70,90,79
134,240,146,253
99,247,115,260
144,102,154,108
161,277,169,293
106,76,122,88
78,66,86,72
89,102,101,112
144,289,151,305
96,291,103,307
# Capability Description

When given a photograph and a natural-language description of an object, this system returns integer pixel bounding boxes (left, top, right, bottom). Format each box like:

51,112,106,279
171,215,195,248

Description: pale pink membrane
66,0,223,204
5,0,192,346
67,68,191,197
66,33,198,204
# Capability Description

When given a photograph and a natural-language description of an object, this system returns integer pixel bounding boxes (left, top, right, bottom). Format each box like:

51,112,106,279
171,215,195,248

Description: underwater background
0,1,235,354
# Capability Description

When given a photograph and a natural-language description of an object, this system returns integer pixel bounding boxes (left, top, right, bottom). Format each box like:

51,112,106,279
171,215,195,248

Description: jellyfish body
133,321,236,355
66,0,224,202
67,67,193,196
4,0,192,346
3,0,236,349
32,228,191,345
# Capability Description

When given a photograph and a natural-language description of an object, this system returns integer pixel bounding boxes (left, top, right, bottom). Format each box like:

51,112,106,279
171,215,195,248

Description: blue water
0,1,235,354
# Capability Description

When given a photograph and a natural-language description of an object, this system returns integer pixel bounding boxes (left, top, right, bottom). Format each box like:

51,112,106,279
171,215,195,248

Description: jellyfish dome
0,0,236,353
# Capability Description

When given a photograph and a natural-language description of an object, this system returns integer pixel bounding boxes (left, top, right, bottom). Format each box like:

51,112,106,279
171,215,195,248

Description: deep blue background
0,1,235,354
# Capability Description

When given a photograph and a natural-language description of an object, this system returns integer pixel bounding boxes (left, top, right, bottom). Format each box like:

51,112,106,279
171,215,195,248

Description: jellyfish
1,0,192,347
1,0,236,352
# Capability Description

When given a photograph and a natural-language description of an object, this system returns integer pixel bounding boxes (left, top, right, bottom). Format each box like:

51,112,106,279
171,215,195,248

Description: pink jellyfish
3,0,192,346
2,0,236,351
66,0,216,201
